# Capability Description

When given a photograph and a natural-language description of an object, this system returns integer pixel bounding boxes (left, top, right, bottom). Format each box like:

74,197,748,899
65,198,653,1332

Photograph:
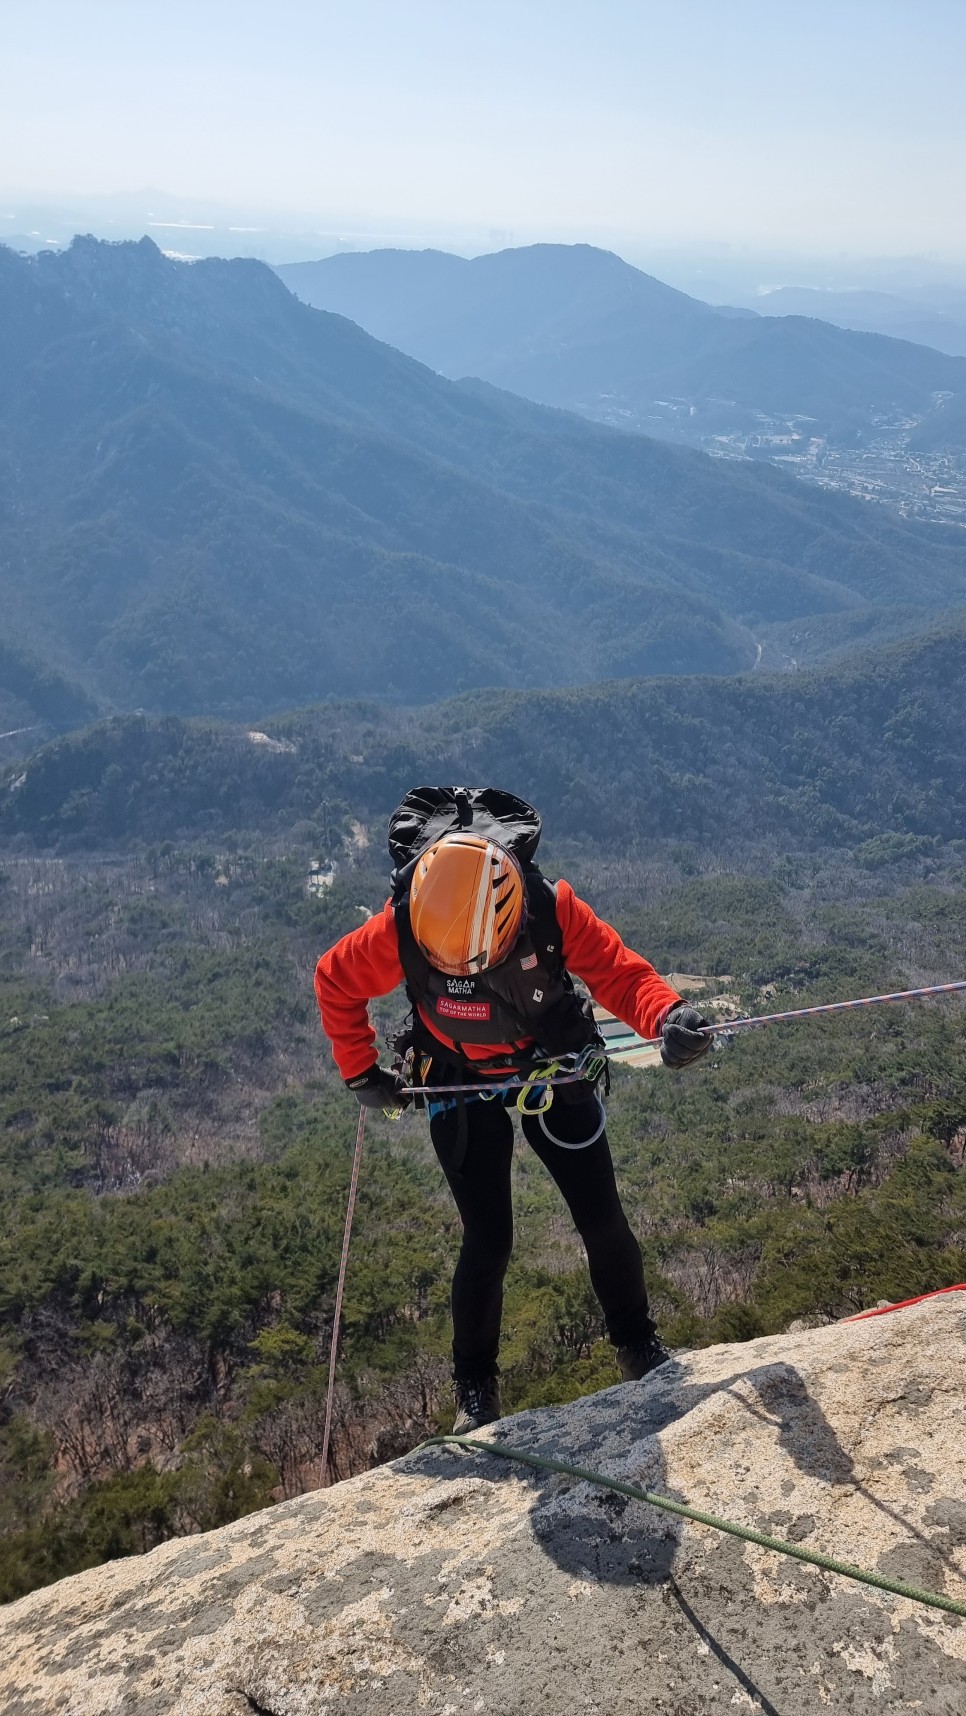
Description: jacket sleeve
314,902,406,1080
555,879,681,1041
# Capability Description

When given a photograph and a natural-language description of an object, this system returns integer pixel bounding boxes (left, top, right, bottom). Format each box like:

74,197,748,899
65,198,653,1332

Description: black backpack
389,784,566,999
387,786,604,1113
389,785,561,980
388,785,542,877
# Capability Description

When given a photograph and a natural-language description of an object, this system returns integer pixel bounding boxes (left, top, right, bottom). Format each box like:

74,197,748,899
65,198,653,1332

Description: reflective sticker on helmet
467,842,498,970
437,997,492,1021
532,989,544,1002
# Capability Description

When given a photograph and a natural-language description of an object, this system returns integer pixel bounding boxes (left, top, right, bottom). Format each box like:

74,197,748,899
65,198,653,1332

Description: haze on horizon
3,0,966,264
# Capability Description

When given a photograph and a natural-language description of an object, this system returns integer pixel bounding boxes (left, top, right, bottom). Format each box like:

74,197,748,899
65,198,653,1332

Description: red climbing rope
846,1284,966,1321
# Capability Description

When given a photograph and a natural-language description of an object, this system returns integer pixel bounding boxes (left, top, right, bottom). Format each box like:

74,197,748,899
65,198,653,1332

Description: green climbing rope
417,1434,966,1621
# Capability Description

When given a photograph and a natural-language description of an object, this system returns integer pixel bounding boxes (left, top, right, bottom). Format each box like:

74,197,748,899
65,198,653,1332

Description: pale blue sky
3,1,965,254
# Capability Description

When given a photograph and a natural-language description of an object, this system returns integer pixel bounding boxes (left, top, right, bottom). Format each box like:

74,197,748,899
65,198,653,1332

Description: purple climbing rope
628,978,966,1047
397,979,966,1094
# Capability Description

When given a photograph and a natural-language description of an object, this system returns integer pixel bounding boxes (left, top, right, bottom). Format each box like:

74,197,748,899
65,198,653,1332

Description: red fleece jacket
314,879,681,1080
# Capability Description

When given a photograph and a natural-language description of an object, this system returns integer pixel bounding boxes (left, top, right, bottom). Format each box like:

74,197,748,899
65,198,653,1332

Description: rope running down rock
416,1431,966,1620
319,1105,367,1485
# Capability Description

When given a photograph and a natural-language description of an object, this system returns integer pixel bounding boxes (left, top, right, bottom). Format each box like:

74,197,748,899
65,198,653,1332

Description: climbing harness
318,1105,367,1486
400,1060,587,1100
415,1432,966,1621
398,1043,603,1111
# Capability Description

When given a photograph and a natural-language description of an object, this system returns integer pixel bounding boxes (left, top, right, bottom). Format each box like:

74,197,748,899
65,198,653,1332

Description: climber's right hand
345,1064,411,1115
660,1004,713,1069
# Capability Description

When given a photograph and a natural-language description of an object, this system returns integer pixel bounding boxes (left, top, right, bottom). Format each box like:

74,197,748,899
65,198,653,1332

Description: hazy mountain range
752,286,966,359
4,236,965,734
277,243,966,446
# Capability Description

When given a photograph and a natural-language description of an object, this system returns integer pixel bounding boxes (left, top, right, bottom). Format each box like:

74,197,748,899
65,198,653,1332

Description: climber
314,787,711,1433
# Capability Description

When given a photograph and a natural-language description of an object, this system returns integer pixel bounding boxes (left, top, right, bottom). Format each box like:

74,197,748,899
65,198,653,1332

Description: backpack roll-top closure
388,786,542,876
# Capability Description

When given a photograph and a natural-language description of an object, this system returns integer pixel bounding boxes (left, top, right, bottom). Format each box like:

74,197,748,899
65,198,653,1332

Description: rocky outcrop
2,1297,965,1715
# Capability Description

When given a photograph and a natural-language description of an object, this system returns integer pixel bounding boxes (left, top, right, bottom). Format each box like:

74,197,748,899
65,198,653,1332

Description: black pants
430,1090,652,1380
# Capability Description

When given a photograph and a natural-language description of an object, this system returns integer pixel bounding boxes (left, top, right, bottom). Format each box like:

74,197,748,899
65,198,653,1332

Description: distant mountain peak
2,232,965,724
275,239,966,472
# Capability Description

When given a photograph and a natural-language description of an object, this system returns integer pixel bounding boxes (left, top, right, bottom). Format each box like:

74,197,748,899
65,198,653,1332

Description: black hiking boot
452,1375,502,1434
616,1330,672,1382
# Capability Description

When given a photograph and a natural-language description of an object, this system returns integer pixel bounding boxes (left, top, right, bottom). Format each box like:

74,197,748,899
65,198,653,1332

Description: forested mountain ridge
6,618,966,854
3,237,966,725
277,242,966,438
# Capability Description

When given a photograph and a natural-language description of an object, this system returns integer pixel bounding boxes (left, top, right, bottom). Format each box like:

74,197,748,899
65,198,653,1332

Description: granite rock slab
1,1298,965,1715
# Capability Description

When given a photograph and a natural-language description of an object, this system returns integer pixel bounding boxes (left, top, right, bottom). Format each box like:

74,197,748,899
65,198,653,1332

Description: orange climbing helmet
408,832,525,975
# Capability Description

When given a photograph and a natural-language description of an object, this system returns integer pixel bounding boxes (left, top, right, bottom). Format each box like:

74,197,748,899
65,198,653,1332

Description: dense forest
5,619,966,852
1,747,965,1601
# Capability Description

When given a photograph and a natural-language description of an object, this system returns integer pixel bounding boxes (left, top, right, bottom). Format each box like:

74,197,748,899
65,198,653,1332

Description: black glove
345,1064,411,1114
661,1004,712,1069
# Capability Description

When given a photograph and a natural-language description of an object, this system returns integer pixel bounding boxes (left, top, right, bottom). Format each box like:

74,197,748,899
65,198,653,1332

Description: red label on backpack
437,998,492,1022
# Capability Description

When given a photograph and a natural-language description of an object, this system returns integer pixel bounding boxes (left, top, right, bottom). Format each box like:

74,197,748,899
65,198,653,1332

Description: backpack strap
523,873,565,980
393,885,432,1007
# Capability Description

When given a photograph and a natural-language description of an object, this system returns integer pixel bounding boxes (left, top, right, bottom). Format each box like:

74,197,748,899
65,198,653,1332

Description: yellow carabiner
516,1063,559,1116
